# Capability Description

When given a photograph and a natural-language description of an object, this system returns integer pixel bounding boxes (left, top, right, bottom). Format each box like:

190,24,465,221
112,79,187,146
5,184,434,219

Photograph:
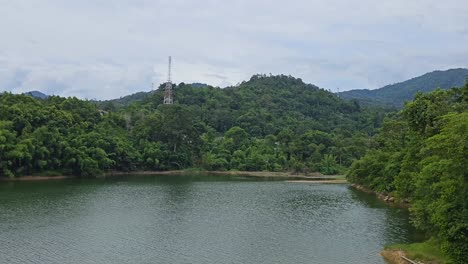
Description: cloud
0,0,467,98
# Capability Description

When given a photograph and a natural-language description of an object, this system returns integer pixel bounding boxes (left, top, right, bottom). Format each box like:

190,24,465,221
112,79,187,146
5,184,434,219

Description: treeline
347,82,468,263
0,95,138,177
0,75,388,177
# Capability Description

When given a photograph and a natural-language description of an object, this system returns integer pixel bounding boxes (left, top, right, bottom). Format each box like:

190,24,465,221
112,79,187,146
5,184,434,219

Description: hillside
101,83,210,109
103,74,388,136
101,91,153,109
0,74,390,178
24,91,49,99
339,68,468,107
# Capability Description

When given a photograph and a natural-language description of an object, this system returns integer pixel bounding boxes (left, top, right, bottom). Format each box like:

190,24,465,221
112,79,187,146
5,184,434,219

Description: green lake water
0,175,420,264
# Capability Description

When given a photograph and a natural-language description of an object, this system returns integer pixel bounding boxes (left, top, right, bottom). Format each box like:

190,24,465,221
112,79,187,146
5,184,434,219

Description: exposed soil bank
0,175,73,181
381,249,412,264
350,184,410,208
381,248,447,264
106,170,344,180
382,240,452,264
286,179,348,184
1,170,344,181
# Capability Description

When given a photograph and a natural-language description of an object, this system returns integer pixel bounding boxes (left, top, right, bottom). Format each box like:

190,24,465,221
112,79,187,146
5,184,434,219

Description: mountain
99,91,153,109
24,91,49,99
99,74,389,136
189,82,209,88
339,68,468,107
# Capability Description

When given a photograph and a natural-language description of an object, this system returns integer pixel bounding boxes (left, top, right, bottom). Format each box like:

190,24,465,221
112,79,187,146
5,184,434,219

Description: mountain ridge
15,68,468,108
102,68,468,108
339,68,468,107
24,90,49,99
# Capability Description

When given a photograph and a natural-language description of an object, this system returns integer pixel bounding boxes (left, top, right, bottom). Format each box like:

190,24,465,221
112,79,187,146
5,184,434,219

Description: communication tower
163,56,173,104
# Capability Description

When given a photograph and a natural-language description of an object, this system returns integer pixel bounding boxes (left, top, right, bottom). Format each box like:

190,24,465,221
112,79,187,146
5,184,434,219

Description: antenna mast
163,56,173,104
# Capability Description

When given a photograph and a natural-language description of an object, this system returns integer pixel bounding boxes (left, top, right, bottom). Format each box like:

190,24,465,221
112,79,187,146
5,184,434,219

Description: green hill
1,74,389,178
103,74,388,136
339,68,468,107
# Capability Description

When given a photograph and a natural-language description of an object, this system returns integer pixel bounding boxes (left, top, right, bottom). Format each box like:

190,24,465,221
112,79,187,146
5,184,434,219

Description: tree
320,154,339,175
0,121,16,177
411,113,468,262
224,126,249,153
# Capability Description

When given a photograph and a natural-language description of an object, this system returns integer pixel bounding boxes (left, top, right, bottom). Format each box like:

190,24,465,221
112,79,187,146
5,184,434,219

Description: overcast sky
1,0,468,99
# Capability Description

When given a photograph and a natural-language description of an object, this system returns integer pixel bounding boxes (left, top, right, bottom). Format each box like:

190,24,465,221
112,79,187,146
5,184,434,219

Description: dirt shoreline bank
381,249,411,264
107,170,343,178
350,184,410,208
0,175,74,181
1,170,345,182
286,179,348,184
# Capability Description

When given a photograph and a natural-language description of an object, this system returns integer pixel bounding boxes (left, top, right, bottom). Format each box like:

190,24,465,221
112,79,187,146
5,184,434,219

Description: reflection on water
0,175,420,264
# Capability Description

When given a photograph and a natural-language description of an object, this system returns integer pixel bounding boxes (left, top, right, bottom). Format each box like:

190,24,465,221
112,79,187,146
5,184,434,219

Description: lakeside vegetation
384,239,453,264
347,82,468,263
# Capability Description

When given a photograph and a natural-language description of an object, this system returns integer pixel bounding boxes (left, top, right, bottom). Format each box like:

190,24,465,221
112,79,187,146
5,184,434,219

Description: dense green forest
0,74,388,177
347,82,468,263
340,68,468,107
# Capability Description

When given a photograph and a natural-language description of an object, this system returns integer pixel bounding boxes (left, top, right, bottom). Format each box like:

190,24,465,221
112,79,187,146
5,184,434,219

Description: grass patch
385,239,452,264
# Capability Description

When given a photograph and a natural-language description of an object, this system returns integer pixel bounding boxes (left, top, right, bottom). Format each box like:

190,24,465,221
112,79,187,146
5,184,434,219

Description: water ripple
0,176,419,264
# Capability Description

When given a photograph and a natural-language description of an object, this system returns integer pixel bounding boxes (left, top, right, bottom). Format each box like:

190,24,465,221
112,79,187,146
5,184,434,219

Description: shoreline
285,179,348,184
0,175,74,181
350,184,410,208
107,170,343,179
350,184,450,263
380,249,410,264
381,241,450,264
0,170,345,182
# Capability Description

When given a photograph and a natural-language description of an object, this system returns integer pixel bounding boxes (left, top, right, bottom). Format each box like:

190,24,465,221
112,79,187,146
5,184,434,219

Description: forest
347,82,468,263
0,74,388,177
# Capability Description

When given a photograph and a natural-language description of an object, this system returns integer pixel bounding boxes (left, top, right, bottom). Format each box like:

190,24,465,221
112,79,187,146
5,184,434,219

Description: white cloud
0,0,467,98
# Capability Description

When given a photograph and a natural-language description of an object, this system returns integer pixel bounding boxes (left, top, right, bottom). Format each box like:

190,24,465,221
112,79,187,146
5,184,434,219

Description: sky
1,0,468,100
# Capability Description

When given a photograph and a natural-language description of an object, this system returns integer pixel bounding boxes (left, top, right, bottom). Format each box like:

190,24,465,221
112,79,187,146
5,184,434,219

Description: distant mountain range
338,68,468,107
189,82,209,88
22,69,468,108
24,91,49,99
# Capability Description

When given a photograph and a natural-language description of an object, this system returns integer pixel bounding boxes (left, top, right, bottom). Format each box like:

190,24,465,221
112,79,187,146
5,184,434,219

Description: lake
0,175,420,264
